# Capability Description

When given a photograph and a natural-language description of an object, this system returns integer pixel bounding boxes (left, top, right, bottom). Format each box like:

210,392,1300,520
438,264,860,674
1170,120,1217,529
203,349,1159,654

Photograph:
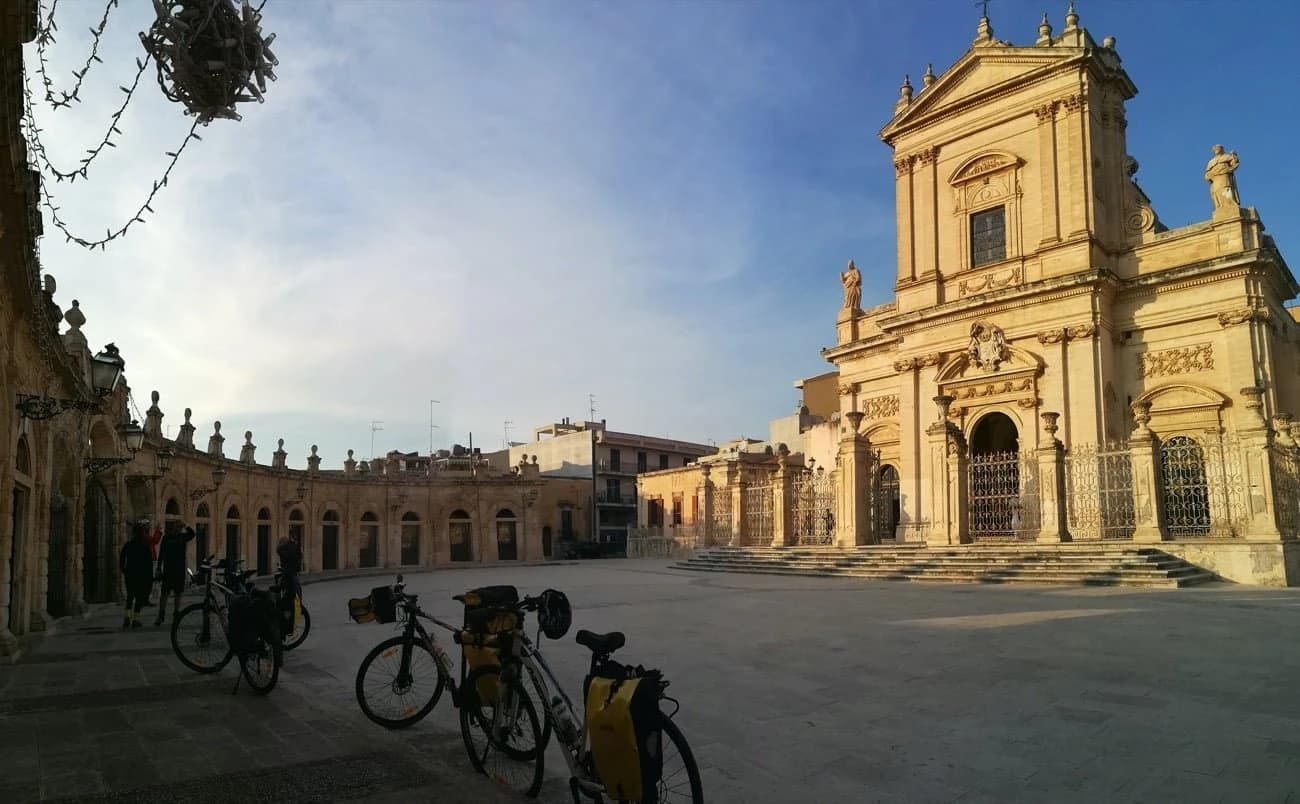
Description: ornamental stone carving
1036,328,1067,345
1217,307,1270,327
893,357,919,373
862,394,900,421
917,352,945,368
951,377,1034,400
1066,323,1097,340
837,381,859,396
1136,343,1214,379
893,157,911,177
967,320,1010,371
958,266,1021,297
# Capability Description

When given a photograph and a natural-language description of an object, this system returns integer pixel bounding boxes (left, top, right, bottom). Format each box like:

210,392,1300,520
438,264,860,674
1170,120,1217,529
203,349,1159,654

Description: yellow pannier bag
458,608,519,704
584,666,664,803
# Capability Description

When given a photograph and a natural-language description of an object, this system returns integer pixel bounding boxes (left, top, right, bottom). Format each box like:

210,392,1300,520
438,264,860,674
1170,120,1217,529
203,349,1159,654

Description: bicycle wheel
654,716,704,804
171,602,234,674
355,636,444,728
241,631,282,695
522,662,554,750
460,664,544,798
283,604,311,651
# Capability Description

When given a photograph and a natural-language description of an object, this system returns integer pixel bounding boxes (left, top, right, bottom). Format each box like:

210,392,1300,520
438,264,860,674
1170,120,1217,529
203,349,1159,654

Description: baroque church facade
827,8,1300,583
637,7,1300,586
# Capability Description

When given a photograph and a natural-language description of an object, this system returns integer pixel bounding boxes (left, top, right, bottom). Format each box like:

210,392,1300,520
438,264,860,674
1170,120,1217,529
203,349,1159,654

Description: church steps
674,546,1217,588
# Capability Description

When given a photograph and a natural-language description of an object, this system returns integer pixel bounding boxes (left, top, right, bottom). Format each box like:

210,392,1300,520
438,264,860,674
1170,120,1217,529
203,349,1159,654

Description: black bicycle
171,556,282,694
271,565,311,651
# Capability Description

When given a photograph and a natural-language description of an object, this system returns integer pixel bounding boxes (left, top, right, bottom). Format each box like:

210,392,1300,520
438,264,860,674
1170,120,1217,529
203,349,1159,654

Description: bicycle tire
241,626,282,695
459,663,544,798
651,716,704,804
283,605,311,651
170,602,234,674
523,662,554,750
355,635,444,728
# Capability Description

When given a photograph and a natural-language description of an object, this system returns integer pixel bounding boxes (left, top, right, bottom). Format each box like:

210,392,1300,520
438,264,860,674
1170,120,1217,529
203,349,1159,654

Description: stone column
727,463,742,547
1239,387,1285,540
1036,413,1069,543
700,465,716,546
1127,402,1166,542
772,447,793,547
926,396,968,546
835,411,875,548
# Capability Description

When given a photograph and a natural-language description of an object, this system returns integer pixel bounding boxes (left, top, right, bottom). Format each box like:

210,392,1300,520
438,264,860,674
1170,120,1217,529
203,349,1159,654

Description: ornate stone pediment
948,150,1023,186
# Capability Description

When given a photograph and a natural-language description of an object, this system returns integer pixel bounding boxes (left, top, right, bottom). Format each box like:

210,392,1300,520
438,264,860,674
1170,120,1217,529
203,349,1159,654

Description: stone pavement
0,594,526,804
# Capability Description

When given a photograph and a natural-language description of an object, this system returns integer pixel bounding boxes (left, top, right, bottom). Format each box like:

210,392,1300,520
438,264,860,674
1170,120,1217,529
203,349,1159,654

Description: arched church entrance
1159,435,1211,538
83,481,116,604
877,465,900,542
968,412,1031,541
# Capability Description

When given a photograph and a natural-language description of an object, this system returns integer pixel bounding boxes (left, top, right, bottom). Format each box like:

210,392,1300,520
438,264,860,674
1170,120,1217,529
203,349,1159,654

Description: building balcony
595,491,637,506
597,461,638,476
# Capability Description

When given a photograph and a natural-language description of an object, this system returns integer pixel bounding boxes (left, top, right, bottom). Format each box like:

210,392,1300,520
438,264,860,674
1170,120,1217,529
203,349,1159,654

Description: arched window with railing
321,509,340,571
359,511,380,568
256,507,272,575
400,511,421,566
194,502,211,565
496,508,518,561
225,505,242,567
449,509,473,562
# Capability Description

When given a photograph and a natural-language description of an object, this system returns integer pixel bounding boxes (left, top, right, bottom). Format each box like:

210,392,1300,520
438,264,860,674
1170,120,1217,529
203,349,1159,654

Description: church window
970,206,1007,267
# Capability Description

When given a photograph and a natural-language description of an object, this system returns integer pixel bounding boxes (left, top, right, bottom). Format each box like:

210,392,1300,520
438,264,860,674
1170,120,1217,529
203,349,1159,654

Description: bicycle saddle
575,630,625,655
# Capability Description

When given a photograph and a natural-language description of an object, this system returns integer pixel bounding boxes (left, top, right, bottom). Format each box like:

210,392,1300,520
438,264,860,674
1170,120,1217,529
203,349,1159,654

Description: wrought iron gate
791,469,836,545
877,464,900,542
968,450,1039,541
1065,444,1135,540
1160,435,1248,538
741,483,774,546
707,488,733,546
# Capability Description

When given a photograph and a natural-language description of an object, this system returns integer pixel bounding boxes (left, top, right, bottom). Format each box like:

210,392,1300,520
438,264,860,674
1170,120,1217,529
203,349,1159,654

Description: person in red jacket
144,523,163,606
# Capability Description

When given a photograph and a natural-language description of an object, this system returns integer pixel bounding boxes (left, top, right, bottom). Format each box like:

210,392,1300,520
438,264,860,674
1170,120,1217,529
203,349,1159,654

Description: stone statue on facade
840,259,862,310
968,320,1009,371
1204,144,1240,211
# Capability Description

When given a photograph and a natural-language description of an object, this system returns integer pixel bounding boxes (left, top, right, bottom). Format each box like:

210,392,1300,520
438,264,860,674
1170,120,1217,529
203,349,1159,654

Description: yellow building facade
642,9,1300,585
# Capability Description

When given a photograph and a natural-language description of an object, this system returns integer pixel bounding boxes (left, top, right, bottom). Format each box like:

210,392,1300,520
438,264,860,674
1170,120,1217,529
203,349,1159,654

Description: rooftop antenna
588,393,597,422
504,419,514,450
429,399,441,455
370,420,384,460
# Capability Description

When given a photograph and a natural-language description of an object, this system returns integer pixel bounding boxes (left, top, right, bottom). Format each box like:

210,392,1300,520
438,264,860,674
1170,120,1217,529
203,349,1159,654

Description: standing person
154,524,197,626
144,523,163,607
118,524,154,629
276,534,303,600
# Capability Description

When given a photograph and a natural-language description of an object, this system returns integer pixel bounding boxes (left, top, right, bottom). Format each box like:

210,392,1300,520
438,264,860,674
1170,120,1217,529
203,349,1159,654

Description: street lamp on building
84,419,146,475
127,446,175,484
283,480,309,508
14,343,126,421
189,461,227,501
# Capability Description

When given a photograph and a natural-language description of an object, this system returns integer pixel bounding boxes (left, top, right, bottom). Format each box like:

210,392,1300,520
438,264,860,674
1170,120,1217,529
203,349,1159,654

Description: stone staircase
673,543,1217,588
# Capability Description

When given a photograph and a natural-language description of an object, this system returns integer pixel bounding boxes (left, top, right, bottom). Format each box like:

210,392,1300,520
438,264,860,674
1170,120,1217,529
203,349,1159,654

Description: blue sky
27,0,1300,467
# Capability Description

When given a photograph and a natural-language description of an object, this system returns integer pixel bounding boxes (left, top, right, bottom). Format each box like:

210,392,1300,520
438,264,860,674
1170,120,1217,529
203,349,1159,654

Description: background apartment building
487,418,712,553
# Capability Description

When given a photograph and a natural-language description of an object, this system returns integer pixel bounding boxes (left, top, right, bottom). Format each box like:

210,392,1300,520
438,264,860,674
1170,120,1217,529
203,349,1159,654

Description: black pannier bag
370,585,398,624
583,661,664,803
229,588,279,656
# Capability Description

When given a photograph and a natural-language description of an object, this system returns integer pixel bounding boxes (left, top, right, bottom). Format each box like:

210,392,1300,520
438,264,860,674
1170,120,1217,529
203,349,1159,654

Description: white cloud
26,2,885,467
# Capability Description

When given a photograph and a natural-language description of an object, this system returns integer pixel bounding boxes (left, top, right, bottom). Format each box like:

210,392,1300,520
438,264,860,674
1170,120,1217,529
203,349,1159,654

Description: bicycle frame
394,595,463,692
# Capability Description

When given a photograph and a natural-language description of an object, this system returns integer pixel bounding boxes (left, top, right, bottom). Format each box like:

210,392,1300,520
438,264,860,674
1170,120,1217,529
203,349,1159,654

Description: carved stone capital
1058,94,1084,114
893,156,912,177
917,352,945,368
1034,101,1058,123
1016,398,1039,410
1066,323,1097,341
893,357,919,373
837,381,858,396
914,146,940,166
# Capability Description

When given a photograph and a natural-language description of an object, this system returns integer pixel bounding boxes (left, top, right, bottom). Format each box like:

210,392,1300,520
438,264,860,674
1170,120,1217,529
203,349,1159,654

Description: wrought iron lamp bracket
85,455,133,475
189,486,217,501
17,393,100,421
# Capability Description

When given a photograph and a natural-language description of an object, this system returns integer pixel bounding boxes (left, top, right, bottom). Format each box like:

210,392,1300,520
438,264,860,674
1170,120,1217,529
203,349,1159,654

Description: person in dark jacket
276,535,303,600
119,524,154,629
154,524,197,626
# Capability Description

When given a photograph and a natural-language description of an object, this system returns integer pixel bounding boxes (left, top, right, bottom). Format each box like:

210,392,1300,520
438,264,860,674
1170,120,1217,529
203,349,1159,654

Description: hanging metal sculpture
139,0,278,124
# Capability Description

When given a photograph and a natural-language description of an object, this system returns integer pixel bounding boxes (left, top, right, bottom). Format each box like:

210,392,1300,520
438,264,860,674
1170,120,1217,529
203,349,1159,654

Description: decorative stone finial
1040,412,1061,440
151,390,159,404
244,430,253,445
531,455,538,465
64,299,85,331
1240,386,1265,426
899,74,913,102
347,448,354,459
934,395,955,421
308,445,321,474
922,63,936,88
214,420,222,434
1273,414,1296,448
278,438,284,449
239,431,256,464
310,444,318,456
207,420,225,458
1037,12,1053,43
1131,400,1152,437
271,437,287,469
1065,0,1078,29
976,11,993,41
144,389,164,437
1103,34,1116,49
184,407,192,424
